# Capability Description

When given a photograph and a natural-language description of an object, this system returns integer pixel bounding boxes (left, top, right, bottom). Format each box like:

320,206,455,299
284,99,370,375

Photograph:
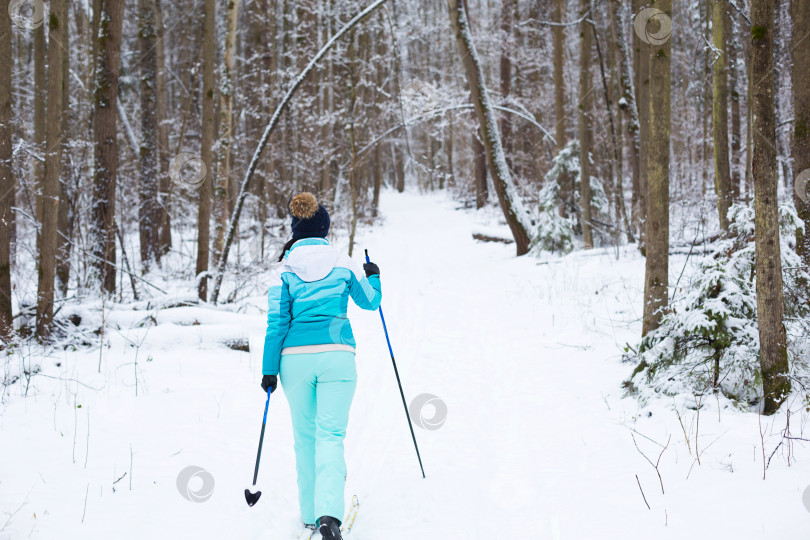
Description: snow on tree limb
446,0,533,255
348,103,556,169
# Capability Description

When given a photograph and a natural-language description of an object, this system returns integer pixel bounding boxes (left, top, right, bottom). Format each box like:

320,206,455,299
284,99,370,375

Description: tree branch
210,0,390,304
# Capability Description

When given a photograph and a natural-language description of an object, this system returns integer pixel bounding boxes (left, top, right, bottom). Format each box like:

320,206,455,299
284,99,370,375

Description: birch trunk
634,0,651,241
214,0,240,260
614,0,642,240
792,0,810,265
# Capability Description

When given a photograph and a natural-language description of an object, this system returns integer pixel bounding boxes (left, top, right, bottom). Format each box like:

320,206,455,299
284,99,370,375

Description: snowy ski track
1,190,807,539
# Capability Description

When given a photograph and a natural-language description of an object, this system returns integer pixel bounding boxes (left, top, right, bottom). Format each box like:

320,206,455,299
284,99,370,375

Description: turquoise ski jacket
262,238,382,376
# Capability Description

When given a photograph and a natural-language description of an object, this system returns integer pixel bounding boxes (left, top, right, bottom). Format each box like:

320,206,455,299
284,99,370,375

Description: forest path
0,190,805,539
346,190,650,539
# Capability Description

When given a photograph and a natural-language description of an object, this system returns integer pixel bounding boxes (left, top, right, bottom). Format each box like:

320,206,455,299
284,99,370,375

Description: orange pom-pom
289,192,319,219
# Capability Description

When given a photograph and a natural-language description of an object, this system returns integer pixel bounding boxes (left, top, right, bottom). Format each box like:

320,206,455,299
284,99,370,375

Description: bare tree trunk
56,7,72,295
138,0,160,267
33,14,45,247
264,0,281,201
390,0,406,194
523,0,543,185
634,0,651,243
473,128,488,208
641,0,671,336
447,0,532,255
91,0,101,72
774,1,791,193
712,0,732,231
347,30,359,256
317,5,332,198
728,8,742,202
394,147,405,193
553,0,567,151
607,0,623,231
592,15,634,244
214,0,240,261
428,134,437,190
751,0,789,414
197,0,216,301
36,0,67,337
553,0,571,217
0,3,13,340
155,0,172,257
578,0,594,250
614,0,642,239
358,24,374,200
500,0,513,169
318,31,328,194
703,0,712,199
372,143,382,215
91,0,125,296
744,32,753,203
372,17,386,215
279,0,293,194
446,114,455,187
793,0,810,265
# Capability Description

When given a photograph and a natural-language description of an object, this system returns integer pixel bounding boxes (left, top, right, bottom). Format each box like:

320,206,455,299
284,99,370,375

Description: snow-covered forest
1,0,809,538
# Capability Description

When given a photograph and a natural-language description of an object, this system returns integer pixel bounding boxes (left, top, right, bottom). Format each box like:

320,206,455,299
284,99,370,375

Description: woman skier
261,192,381,540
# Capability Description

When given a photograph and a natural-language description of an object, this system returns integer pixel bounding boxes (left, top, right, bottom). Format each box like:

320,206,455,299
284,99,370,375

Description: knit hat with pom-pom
289,192,330,240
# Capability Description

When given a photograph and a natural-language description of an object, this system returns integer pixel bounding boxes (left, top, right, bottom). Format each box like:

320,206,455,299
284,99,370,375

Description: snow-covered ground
1,190,808,539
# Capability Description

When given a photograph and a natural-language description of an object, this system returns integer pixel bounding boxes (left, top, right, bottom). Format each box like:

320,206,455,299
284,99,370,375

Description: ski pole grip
364,249,370,263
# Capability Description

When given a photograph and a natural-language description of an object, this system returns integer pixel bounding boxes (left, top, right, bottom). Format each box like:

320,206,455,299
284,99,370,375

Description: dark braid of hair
278,238,296,262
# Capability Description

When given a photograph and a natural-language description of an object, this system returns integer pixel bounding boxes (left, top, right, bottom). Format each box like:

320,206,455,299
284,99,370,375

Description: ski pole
365,249,426,479
245,388,271,506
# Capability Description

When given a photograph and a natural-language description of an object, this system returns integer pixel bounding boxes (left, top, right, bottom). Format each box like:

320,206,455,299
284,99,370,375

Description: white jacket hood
284,243,339,282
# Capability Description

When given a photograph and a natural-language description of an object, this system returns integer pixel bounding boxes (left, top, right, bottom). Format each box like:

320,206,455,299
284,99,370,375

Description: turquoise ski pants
280,350,357,525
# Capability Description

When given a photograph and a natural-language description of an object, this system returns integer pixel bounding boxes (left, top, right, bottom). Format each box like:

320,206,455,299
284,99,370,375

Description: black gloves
363,262,380,277
261,374,277,393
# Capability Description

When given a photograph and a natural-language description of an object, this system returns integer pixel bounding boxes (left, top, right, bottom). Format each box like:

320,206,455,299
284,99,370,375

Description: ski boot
318,516,343,540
